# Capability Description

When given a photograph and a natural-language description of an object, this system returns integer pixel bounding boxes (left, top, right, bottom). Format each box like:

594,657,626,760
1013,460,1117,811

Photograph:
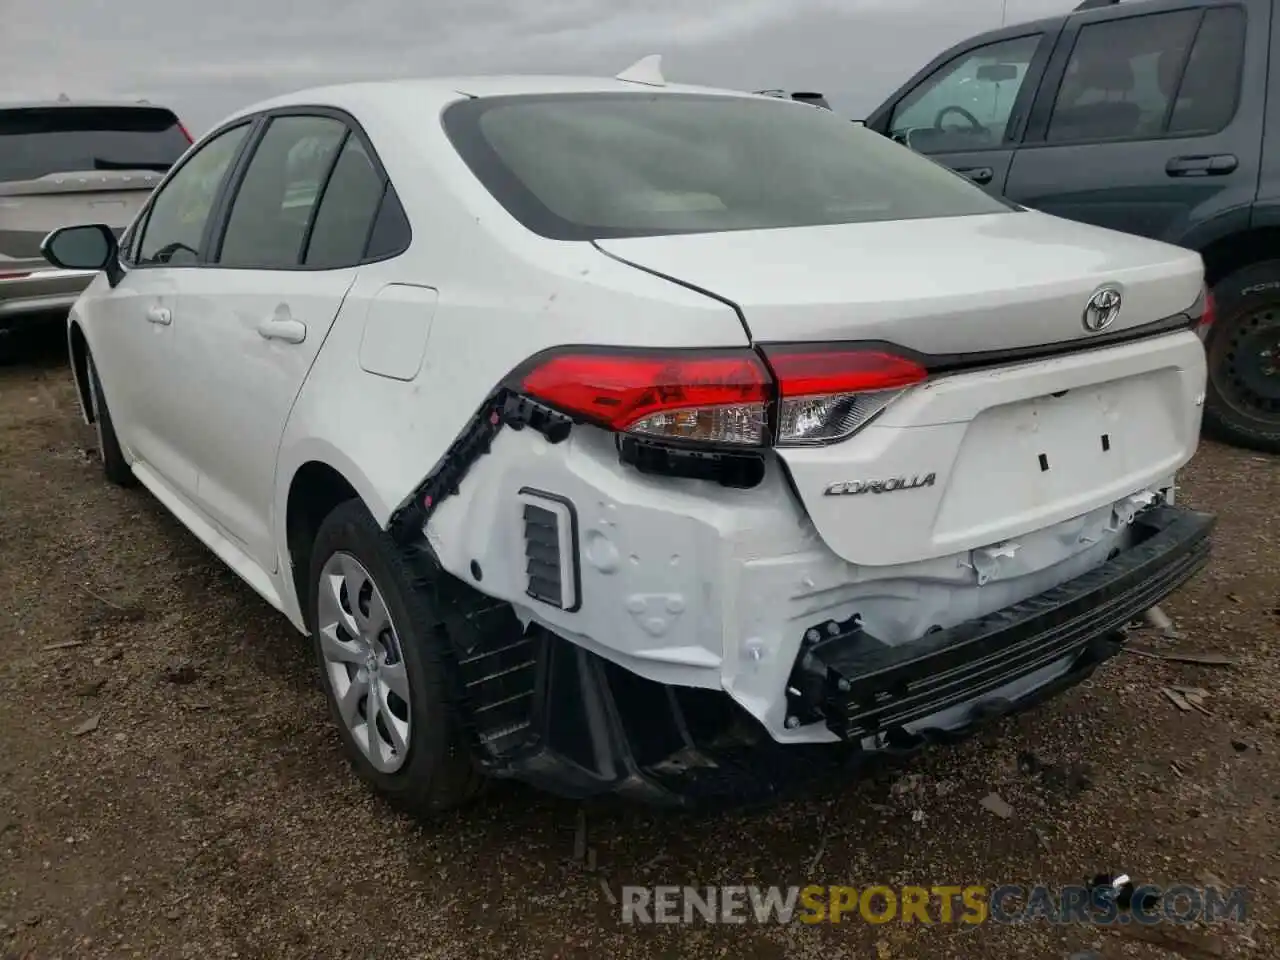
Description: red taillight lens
762,346,927,444
517,345,927,447
520,350,772,445
178,122,194,143
767,348,928,395
0,270,33,281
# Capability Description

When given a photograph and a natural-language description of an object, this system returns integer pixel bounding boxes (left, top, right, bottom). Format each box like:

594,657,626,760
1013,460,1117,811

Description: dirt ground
1,328,1277,960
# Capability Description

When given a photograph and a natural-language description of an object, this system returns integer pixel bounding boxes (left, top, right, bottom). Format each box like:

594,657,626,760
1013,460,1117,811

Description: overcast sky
1,0,1078,133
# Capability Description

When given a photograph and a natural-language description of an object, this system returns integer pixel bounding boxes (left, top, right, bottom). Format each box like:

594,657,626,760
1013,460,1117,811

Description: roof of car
0,98,179,112
220,74,766,125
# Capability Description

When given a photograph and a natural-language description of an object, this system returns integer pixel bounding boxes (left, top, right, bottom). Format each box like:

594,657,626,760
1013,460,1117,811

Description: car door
1002,1,1262,245
87,121,252,497
864,28,1058,195
165,111,393,573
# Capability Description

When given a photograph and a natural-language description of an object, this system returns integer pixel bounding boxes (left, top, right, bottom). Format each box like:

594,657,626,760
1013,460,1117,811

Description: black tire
307,499,483,815
86,352,137,486
1203,261,1280,455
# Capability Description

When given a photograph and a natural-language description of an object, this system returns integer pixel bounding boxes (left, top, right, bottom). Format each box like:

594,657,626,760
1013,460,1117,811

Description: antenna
616,54,666,87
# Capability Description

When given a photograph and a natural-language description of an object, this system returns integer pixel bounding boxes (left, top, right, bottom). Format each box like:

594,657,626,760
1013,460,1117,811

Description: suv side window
135,123,249,266
889,34,1042,154
302,134,386,268
217,115,347,268
1169,6,1246,136
1046,10,1202,144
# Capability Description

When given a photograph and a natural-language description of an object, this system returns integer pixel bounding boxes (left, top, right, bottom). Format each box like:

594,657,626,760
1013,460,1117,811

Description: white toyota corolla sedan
41,61,1216,812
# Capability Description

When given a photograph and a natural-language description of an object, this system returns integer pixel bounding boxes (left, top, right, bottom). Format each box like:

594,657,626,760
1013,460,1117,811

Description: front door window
890,35,1042,154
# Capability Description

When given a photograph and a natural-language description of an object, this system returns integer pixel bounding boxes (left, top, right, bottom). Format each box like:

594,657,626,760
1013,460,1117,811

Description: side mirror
40,223,123,287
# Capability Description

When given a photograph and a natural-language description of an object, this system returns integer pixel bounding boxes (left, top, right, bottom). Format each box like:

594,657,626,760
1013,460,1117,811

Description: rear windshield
442,93,1013,240
0,106,189,183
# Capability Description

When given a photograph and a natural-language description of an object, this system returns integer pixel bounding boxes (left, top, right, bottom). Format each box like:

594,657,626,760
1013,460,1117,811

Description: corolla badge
823,473,937,496
1083,286,1122,332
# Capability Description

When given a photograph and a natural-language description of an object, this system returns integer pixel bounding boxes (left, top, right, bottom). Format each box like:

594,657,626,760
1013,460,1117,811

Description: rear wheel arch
285,460,362,627
1197,226,1280,288
1189,230,1280,453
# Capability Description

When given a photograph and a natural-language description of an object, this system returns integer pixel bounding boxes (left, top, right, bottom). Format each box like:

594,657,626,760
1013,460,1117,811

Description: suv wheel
307,499,482,814
1204,261,1280,454
86,353,137,486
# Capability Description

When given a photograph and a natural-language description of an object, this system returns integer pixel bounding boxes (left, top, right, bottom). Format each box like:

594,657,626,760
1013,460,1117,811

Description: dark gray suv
863,0,1279,454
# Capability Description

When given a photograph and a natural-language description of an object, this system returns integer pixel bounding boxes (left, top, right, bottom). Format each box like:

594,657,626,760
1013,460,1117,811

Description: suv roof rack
1074,0,1122,10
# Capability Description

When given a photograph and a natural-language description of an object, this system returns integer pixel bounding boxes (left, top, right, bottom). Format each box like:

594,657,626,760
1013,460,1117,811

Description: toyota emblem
1083,287,1122,332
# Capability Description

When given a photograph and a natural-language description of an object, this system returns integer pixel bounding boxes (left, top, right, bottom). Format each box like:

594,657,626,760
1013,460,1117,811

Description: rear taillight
518,350,772,445
517,345,926,447
0,270,32,281
1199,289,1216,330
763,346,927,445
178,122,194,143
1191,286,1216,342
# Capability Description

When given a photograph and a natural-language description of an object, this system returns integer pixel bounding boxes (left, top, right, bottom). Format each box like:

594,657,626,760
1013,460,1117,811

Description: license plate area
934,370,1187,544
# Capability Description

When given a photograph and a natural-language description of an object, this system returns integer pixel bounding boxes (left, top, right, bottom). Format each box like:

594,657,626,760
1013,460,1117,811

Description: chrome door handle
146,306,172,325
956,165,994,185
257,317,307,344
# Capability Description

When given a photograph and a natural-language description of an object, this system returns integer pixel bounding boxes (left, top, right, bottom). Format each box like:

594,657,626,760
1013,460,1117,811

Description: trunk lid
595,210,1203,353
0,104,187,273
597,211,1208,567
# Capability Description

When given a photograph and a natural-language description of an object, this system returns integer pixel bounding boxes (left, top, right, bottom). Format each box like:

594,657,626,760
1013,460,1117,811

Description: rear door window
302,135,387,268
1168,6,1247,136
0,106,190,183
1045,10,1204,143
216,115,347,269
362,185,412,260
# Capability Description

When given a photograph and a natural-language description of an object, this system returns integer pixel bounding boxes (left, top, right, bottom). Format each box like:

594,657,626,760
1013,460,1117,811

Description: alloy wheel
316,552,412,774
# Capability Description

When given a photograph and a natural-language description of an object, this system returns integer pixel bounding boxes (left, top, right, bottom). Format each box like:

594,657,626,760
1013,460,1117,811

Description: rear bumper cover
469,503,1213,805
785,502,1214,741
0,269,94,327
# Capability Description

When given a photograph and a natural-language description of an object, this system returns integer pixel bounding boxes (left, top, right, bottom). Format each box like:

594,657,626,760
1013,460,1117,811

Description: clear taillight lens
777,388,908,444
628,403,767,445
762,347,928,445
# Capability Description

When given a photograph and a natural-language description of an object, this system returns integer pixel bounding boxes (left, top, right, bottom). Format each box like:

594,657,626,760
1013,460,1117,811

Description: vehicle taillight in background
178,121,194,144
1197,288,1216,340
517,345,926,447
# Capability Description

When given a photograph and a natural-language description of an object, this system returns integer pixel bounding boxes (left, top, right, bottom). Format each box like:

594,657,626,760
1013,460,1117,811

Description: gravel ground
1,330,1277,960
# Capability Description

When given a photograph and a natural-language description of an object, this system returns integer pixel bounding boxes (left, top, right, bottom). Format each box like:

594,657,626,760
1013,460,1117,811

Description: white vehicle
41,60,1216,812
